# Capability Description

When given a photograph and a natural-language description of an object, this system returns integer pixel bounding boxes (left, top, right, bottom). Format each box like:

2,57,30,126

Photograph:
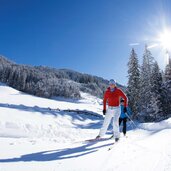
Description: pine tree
164,52,171,81
127,48,140,119
149,61,164,121
139,45,155,121
163,53,171,116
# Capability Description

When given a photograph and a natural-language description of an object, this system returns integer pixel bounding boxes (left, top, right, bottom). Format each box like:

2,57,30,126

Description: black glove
123,107,127,113
103,109,106,115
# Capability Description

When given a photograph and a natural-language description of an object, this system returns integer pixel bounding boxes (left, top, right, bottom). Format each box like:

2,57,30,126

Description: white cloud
129,43,140,46
147,43,159,49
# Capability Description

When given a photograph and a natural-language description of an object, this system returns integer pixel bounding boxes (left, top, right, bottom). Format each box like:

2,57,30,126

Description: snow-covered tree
164,53,171,81
0,56,112,99
163,54,171,116
127,48,140,118
139,45,155,121
148,61,164,121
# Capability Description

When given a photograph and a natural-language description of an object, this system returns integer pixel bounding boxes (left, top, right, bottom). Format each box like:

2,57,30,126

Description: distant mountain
0,55,125,99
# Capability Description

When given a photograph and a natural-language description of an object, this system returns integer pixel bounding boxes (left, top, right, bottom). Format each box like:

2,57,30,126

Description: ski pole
125,112,137,128
127,120,134,130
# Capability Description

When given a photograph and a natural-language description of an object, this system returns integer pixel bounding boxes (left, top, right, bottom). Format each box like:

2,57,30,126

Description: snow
0,83,171,171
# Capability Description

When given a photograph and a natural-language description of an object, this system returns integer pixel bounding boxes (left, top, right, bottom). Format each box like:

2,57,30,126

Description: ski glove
103,109,106,115
123,107,127,113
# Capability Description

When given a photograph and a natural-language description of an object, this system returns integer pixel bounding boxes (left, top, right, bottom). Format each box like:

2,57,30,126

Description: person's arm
127,107,132,116
103,91,108,111
118,89,128,107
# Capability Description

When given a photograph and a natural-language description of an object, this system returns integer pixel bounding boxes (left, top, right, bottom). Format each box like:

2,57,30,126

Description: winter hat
109,79,116,85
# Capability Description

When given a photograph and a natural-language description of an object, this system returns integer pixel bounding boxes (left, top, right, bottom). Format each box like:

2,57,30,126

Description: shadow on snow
0,102,102,119
0,141,113,162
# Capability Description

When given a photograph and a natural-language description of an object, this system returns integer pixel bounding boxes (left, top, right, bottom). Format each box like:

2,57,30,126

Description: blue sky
0,0,171,85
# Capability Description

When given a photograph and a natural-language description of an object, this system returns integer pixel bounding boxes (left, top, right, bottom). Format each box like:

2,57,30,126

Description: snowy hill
0,83,102,142
0,83,171,171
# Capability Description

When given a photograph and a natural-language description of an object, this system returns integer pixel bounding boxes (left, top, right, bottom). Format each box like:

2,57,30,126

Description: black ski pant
119,117,127,135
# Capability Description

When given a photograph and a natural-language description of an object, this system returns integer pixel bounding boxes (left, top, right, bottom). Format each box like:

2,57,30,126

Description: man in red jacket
96,79,128,142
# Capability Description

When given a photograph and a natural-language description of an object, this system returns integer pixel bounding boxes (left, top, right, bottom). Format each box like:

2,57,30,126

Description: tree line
0,52,170,122
0,56,125,99
127,46,171,122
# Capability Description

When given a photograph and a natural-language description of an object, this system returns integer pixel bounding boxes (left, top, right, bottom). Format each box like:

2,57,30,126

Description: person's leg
110,118,122,139
123,118,127,135
119,118,122,126
112,107,120,140
119,118,124,134
98,109,113,137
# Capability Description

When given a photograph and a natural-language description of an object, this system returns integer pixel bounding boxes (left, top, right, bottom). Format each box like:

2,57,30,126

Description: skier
96,79,128,142
119,99,132,137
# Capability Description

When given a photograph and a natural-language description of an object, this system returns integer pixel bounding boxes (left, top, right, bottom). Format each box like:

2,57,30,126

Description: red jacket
103,87,128,110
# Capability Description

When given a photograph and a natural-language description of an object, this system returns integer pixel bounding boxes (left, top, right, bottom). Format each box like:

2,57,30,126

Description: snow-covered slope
0,83,171,171
0,83,102,142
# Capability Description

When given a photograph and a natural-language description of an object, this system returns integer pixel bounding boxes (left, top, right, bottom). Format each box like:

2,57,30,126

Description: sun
158,29,171,50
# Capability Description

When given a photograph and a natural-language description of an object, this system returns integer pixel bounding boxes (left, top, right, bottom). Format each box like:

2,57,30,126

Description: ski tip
108,148,112,151
108,143,115,151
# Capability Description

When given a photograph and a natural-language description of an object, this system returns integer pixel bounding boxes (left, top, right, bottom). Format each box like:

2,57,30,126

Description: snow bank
139,117,171,131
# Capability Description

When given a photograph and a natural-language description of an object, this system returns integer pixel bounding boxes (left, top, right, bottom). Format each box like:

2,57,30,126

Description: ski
82,135,114,143
108,138,120,151
108,135,128,151
108,143,115,151
74,137,110,144
76,135,121,145
84,137,110,143
108,140,120,151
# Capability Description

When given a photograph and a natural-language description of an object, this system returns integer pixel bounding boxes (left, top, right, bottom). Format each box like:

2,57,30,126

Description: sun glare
158,29,171,50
